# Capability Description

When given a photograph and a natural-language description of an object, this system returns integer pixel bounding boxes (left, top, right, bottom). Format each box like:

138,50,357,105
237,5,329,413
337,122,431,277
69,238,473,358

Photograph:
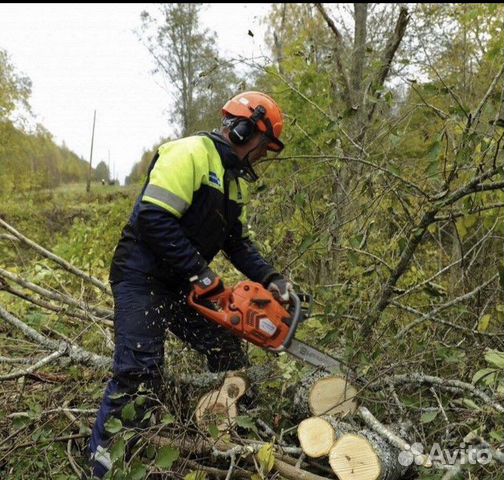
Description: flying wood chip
248,30,254,37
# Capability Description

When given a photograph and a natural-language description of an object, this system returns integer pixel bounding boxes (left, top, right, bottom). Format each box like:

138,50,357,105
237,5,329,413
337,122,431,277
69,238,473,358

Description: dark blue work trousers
89,279,248,477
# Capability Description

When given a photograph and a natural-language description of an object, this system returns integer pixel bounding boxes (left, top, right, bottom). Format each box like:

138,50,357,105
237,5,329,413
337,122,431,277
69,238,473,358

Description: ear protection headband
228,105,266,145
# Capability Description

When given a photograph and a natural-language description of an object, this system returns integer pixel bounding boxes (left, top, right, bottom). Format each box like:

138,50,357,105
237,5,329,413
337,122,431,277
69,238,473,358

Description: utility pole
86,110,96,193
107,150,111,182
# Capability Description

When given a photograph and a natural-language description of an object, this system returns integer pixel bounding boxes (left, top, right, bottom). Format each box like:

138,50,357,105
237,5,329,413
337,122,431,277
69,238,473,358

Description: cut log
195,374,249,431
298,416,357,458
294,371,358,418
297,417,335,458
329,430,407,480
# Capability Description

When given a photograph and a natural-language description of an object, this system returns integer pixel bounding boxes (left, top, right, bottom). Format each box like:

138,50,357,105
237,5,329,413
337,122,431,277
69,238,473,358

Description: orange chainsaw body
188,281,293,351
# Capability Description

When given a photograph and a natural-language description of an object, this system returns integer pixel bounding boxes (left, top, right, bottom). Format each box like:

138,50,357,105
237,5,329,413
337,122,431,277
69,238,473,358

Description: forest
1,4,503,480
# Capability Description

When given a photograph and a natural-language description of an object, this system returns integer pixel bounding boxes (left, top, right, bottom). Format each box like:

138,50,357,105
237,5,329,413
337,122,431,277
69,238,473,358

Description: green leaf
128,463,147,480
462,398,481,410
121,402,136,422
472,368,498,385
184,472,207,480
110,438,125,462
235,415,257,433
420,410,439,424
498,263,504,291
463,214,478,229
490,430,504,443
104,417,123,434
161,414,175,425
208,424,220,440
257,443,275,473
78,422,92,436
347,251,358,266
109,392,127,400
155,446,179,469
124,431,136,441
299,234,316,253
484,349,504,369
349,234,364,249
427,140,441,162
476,314,491,333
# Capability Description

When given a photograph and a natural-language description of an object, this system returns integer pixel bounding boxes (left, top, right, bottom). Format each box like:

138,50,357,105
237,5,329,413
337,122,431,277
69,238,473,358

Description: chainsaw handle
270,291,301,352
187,288,232,313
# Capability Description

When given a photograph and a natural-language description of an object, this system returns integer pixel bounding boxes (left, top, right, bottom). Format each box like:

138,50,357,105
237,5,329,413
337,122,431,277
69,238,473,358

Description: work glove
189,266,225,299
267,275,292,303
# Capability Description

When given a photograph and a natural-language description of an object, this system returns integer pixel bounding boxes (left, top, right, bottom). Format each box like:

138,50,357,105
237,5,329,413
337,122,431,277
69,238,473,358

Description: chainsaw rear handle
269,290,301,352
187,287,232,312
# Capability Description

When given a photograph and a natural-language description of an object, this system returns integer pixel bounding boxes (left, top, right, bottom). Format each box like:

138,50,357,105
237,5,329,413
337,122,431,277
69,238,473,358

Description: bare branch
470,60,504,131
0,268,113,320
314,3,353,109
395,273,499,337
0,305,111,370
350,4,368,105
1,282,113,327
0,217,111,296
0,349,66,381
357,406,432,467
273,154,429,197
366,6,410,122
391,299,504,338
382,373,504,415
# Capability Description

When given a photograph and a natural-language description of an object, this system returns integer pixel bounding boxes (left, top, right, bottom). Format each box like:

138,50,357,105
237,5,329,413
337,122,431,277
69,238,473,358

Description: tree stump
195,373,249,431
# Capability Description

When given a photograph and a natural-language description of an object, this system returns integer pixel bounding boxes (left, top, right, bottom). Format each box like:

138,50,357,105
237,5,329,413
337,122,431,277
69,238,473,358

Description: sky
0,3,272,184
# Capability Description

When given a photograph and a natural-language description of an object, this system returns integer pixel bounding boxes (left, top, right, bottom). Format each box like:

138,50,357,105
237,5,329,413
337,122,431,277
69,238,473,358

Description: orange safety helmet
222,91,284,152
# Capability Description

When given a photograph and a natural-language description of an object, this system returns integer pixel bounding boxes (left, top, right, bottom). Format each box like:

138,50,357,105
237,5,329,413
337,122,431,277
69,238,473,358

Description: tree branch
1,281,113,327
0,349,66,381
470,59,504,131
0,217,111,296
366,6,410,123
0,268,113,320
382,373,504,415
314,3,353,109
0,305,111,370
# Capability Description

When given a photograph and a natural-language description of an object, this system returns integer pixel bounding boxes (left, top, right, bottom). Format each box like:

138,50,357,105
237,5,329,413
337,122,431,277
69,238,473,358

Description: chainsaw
188,280,342,370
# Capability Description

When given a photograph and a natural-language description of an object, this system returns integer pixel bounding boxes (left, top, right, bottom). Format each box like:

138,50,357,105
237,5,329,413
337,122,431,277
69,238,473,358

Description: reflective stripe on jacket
110,133,278,287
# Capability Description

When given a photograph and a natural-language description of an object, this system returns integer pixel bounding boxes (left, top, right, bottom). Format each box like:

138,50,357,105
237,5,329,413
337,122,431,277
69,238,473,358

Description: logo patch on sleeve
209,172,221,187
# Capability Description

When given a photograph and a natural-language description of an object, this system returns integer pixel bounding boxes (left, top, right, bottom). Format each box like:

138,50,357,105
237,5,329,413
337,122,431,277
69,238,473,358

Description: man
88,91,291,477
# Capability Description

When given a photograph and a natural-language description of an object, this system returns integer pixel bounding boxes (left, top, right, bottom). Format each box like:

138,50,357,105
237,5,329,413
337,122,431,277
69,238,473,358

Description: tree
0,48,31,121
94,161,110,183
138,3,239,136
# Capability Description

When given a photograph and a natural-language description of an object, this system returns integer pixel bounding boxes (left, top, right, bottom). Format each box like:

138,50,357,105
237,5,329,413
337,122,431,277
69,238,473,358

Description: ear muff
228,105,266,146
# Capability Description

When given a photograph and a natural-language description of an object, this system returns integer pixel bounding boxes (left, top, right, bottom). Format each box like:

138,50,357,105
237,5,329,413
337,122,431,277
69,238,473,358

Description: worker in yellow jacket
88,91,292,477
